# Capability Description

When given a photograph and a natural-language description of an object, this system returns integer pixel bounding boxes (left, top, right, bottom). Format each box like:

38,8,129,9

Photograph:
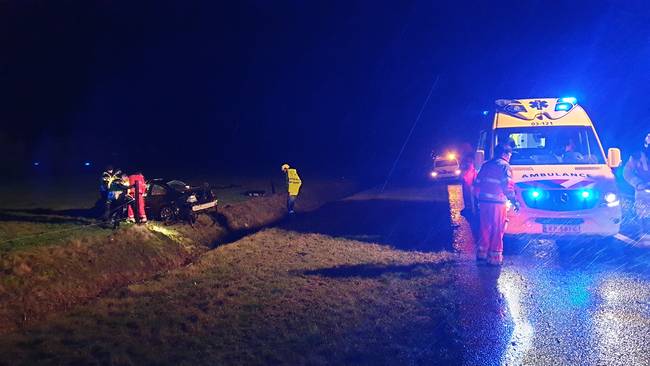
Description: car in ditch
145,179,218,223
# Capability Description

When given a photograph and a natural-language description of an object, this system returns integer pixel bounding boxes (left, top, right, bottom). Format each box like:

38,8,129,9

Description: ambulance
475,98,622,239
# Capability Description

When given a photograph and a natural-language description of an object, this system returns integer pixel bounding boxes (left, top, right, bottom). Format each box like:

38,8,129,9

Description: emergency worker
460,152,477,217
127,171,147,223
561,138,584,163
474,143,519,265
281,163,302,214
623,133,650,235
100,165,122,220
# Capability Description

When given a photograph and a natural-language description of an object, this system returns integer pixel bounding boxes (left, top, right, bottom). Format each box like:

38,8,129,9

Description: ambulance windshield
494,126,605,165
435,159,458,167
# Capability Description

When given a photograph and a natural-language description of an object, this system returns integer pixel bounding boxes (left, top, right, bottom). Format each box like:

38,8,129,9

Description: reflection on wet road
446,183,650,365
288,183,650,365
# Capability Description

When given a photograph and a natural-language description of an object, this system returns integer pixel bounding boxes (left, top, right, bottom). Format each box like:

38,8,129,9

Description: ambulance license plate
542,224,581,234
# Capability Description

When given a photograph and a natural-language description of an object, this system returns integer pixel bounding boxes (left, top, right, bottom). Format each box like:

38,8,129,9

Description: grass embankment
0,178,357,335
0,217,220,335
0,229,458,366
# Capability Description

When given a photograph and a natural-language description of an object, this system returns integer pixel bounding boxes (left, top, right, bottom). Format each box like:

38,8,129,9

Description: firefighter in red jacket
474,143,519,265
127,171,147,223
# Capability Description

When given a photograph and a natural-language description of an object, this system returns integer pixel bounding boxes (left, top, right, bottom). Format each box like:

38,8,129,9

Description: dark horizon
3,1,650,180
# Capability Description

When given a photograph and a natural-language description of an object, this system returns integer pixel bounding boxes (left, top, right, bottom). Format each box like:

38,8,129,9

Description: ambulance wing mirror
475,150,485,168
607,148,622,168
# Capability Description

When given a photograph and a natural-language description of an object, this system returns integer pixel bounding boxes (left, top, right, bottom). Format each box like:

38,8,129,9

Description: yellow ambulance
476,98,622,239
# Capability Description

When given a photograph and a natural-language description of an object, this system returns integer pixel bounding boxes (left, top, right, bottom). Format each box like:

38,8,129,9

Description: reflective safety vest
286,168,302,196
623,151,650,189
474,158,515,204
101,170,121,192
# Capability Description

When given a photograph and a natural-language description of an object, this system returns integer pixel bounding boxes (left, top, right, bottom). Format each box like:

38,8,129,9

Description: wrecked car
145,179,218,223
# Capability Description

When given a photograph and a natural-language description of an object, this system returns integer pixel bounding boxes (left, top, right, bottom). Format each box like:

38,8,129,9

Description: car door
146,183,169,216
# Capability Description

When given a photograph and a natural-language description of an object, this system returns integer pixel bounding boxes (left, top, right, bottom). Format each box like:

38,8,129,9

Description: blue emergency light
84,162,91,167
529,189,542,199
555,97,577,112
580,190,592,199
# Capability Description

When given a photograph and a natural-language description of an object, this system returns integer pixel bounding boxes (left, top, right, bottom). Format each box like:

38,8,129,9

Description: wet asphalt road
284,183,650,365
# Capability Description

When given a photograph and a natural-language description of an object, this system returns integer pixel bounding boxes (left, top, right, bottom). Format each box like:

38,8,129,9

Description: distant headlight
455,169,461,175
186,195,198,203
431,171,438,178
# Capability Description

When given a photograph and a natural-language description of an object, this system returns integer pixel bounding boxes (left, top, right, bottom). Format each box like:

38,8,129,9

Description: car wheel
159,206,175,223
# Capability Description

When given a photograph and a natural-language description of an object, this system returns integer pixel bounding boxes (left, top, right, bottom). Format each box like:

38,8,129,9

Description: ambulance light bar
555,97,577,112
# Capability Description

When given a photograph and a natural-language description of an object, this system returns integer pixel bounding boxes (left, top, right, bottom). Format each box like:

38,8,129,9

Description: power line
382,74,439,192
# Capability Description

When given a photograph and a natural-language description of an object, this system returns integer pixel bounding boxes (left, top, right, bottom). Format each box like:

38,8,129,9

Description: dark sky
3,0,650,178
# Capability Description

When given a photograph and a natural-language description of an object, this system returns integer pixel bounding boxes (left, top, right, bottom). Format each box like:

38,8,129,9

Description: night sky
3,1,650,179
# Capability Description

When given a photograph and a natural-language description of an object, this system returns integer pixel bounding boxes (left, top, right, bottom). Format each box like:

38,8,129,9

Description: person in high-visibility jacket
281,163,302,214
127,171,147,223
624,133,650,236
474,143,519,265
100,165,123,220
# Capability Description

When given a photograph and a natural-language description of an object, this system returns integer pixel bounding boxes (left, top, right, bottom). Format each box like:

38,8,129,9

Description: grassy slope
0,178,357,335
0,229,459,366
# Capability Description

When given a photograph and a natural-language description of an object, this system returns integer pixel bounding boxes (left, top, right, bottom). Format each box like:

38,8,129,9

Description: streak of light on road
498,269,534,365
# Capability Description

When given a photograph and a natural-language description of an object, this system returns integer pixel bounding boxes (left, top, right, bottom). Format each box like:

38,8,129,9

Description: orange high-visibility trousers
477,202,507,265
127,176,147,222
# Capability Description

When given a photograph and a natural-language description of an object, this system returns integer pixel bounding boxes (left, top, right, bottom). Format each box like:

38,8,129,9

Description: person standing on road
623,133,650,236
474,143,519,265
460,152,477,217
281,163,302,214
127,171,147,223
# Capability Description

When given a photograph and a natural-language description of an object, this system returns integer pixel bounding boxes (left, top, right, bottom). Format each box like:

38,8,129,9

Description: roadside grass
0,220,110,254
0,228,460,365
0,177,358,336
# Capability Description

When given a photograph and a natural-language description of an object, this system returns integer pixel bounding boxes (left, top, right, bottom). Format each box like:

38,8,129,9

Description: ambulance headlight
604,192,619,207
431,171,438,178
604,193,617,203
455,169,461,175
187,195,198,203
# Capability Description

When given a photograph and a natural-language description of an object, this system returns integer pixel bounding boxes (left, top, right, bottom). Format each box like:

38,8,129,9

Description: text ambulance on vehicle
475,97,622,239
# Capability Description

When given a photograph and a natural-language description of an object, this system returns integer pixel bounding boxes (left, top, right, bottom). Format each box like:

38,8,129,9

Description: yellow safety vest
287,168,302,196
